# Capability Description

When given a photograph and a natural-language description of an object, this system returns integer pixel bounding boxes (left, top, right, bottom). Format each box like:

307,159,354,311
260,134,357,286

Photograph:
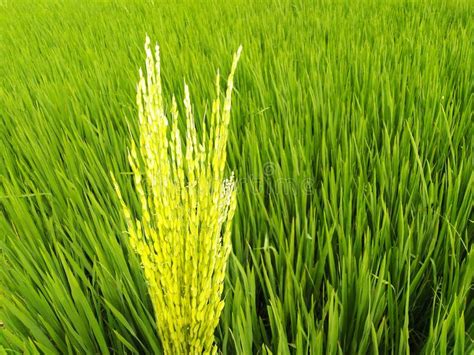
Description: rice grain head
112,35,242,354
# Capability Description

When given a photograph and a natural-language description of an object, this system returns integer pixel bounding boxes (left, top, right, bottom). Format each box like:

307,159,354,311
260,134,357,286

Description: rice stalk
112,35,242,354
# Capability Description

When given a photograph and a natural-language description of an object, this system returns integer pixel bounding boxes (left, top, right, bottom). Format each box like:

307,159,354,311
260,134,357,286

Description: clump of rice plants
112,36,242,354
0,0,472,353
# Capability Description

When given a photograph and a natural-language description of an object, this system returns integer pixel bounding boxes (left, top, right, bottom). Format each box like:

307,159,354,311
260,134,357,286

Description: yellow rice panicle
112,35,241,354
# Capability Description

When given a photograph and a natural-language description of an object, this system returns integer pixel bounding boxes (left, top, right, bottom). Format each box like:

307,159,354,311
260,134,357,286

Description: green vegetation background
0,0,472,353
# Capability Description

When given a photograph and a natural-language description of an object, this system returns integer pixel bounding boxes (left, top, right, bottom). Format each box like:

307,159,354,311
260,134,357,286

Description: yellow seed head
112,36,241,354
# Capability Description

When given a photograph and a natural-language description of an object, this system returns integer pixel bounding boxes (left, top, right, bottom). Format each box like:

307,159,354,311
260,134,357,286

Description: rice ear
113,35,241,354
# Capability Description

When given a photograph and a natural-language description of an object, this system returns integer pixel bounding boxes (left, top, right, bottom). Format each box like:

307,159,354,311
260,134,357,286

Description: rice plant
0,0,472,354
112,35,241,354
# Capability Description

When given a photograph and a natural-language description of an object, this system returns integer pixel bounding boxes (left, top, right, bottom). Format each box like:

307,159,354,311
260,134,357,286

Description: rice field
0,0,473,353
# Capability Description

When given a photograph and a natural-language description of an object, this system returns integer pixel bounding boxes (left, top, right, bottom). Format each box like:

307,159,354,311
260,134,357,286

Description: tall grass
1,0,473,353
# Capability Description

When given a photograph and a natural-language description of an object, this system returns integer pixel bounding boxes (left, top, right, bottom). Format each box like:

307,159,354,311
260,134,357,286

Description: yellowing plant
112,36,241,354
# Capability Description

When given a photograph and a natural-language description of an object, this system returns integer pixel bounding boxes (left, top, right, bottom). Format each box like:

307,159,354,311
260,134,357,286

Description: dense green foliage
0,0,472,353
